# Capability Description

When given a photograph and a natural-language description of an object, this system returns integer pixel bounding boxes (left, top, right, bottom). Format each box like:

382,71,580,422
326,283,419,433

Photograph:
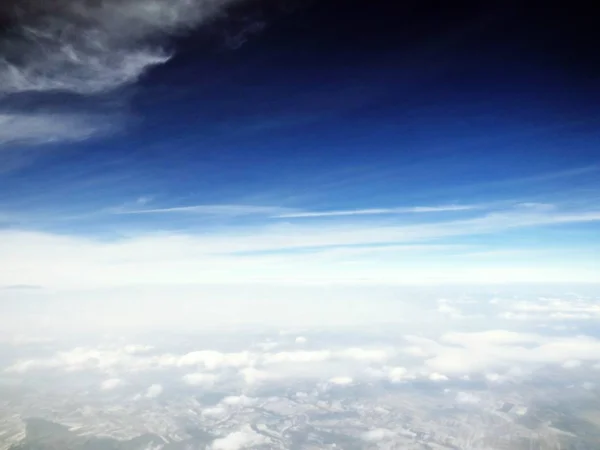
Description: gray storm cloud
0,0,239,148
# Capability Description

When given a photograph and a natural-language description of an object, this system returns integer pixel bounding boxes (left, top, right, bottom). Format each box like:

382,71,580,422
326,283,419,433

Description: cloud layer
1,202,599,288
8,321,600,388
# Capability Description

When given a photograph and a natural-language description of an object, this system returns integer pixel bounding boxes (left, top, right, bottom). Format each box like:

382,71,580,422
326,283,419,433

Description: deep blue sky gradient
1,0,599,263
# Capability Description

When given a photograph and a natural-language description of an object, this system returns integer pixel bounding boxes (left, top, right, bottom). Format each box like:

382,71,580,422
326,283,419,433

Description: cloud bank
9,318,600,386
1,202,600,288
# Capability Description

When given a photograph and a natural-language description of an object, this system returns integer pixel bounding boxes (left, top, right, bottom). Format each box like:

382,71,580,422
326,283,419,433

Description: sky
0,0,599,293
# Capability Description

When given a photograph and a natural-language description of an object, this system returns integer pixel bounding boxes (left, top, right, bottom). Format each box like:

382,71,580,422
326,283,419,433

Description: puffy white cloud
145,384,163,398
210,425,270,450
262,350,332,364
260,347,391,365
240,367,270,385
441,330,542,346
437,302,463,317
182,372,217,386
388,367,410,383
4,344,157,373
174,350,253,370
562,360,582,369
3,343,395,379
124,345,154,354
405,330,600,378
428,372,449,382
361,428,396,442
100,378,123,390
328,376,353,385
9,328,600,393
364,365,415,384
295,336,307,344
455,391,481,404
500,297,600,322
254,342,278,351
202,406,228,418
485,373,505,383
221,395,257,407
338,347,390,362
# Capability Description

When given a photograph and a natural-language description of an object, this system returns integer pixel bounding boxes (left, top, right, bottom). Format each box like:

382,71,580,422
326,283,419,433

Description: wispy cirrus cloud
112,204,294,217
0,0,240,149
0,0,235,96
109,202,478,218
274,204,479,218
0,112,113,147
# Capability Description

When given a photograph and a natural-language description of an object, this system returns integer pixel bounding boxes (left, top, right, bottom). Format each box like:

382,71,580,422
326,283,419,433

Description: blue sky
0,0,599,288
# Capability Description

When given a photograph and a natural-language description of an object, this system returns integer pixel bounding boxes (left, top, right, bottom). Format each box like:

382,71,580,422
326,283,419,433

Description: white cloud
262,350,332,364
27,332,591,385
562,360,582,369
361,428,396,442
405,330,600,378
240,367,270,385
500,298,600,322
3,344,395,376
123,345,154,354
0,112,112,147
221,395,257,407
4,344,160,373
428,372,449,382
437,303,470,319
328,376,353,385
100,378,123,390
0,334,52,345
173,350,253,370
338,348,390,362
182,372,217,386
145,384,163,398
485,373,505,383
295,336,307,344
388,366,410,383
2,204,600,290
202,405,228,418
210,425,270,450
254,342,278,351
441,330,542,346
455,391,481,404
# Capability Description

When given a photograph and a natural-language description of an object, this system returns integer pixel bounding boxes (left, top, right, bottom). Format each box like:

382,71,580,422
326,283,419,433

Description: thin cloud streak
113,204,294,216
274,204,479,219
0,112,112,146
113,203,477,218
